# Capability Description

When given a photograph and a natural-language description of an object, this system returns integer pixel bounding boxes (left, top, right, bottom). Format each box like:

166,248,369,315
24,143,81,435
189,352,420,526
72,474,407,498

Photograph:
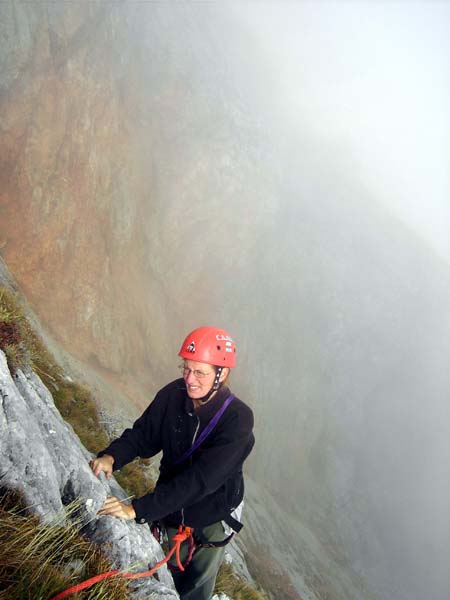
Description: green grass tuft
114,458,156,499
215,562,268,600
0,286,111,454
0,488,131,600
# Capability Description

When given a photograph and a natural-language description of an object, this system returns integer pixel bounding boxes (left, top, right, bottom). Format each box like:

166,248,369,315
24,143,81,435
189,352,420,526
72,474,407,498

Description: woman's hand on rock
89,454,114,480
97,496,136,520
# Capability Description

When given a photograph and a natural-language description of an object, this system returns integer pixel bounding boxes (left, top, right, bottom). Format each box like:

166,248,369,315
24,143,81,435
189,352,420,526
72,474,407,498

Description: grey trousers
166,521,226,600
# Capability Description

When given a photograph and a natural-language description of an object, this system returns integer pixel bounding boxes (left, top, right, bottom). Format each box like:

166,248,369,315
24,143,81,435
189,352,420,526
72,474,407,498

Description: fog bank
1,3,449,599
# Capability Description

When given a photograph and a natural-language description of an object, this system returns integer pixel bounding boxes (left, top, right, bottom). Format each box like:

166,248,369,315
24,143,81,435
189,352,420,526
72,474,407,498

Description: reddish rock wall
0,4,163,407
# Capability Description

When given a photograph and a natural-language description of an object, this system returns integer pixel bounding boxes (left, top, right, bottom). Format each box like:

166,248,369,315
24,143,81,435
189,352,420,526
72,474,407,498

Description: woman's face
182,360,218,399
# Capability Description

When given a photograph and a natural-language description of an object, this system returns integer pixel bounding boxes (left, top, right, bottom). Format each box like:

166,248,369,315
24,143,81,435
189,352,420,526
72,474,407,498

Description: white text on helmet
216,334,233,342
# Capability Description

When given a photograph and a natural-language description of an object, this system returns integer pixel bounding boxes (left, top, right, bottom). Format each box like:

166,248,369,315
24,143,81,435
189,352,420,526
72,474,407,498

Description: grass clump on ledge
0,286,109,454
0,488,131,600
114,458,156,498
215,562,268,600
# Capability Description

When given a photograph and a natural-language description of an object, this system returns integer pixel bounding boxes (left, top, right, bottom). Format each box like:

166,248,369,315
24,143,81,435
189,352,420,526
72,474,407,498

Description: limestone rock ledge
0,348,178,599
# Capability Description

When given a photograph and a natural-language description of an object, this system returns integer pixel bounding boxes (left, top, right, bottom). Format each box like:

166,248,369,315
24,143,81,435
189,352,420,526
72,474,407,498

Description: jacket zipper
181,414,200,526
191,415,200,450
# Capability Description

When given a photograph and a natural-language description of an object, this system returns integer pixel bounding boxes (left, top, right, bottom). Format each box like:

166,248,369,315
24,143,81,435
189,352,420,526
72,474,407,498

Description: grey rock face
0,349,178,599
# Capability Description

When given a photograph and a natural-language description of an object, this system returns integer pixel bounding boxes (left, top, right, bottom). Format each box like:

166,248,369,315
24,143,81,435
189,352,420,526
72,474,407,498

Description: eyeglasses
179,365,214,379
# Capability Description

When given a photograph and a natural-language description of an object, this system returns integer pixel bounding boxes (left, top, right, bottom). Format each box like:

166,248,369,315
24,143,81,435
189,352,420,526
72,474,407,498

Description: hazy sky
233,1,450,262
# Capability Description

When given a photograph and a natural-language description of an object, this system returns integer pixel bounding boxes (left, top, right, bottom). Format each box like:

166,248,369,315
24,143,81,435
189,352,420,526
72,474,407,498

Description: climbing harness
164,526,236,573
167,526,197,572
49,525,193,600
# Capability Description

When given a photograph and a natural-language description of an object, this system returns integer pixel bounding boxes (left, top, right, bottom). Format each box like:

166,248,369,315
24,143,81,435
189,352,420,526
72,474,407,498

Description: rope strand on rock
50,525,192,600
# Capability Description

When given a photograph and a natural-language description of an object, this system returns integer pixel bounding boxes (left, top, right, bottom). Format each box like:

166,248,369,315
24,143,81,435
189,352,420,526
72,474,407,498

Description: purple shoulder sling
174,394,235,466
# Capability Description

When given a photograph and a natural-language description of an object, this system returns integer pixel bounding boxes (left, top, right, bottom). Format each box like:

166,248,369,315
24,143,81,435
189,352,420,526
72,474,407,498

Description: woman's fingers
89,455,114,478
97,496,136,520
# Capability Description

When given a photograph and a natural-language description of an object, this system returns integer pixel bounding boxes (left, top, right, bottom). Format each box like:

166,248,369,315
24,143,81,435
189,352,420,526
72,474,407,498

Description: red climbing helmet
178,326,236,368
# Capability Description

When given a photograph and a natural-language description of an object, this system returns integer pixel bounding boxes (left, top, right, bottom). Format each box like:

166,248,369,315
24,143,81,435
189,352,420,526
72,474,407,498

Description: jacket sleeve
132,404,254,523
97,392,167,470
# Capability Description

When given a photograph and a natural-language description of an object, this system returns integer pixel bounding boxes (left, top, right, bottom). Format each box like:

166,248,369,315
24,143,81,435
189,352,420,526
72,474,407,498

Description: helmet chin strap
197,367,223,405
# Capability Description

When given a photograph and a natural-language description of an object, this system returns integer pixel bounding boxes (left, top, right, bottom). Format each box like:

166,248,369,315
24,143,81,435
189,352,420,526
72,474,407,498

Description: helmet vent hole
217,345,221,350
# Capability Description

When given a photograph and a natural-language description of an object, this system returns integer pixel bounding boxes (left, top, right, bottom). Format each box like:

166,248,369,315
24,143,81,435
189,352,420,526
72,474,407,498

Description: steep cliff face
0,2,155,404
0,3,274,409
0,348,177,598
2,4,449,600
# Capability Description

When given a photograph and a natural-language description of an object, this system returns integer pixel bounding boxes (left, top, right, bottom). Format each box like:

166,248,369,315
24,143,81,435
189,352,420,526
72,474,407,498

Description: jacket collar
184,384,230,421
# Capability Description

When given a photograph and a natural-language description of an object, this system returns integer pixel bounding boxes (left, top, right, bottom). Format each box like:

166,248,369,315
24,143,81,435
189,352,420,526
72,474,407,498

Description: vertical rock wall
0,3,156,403
0,348,177,597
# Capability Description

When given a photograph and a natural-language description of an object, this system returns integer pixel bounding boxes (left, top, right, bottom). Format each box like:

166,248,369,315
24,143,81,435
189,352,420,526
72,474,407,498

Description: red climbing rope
50,525,192,600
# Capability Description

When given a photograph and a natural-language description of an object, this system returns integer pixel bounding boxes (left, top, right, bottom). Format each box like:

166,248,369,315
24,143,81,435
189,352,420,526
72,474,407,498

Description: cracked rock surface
0,349,178,599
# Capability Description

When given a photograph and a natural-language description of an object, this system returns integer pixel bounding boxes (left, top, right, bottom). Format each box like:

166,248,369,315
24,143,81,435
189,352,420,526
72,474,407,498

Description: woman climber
90,326,255,600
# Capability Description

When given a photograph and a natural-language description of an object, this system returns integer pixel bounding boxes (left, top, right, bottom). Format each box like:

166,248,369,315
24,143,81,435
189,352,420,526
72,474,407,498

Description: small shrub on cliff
0,289,22,324
0,286,108,451
114,458,156,498
0,488,131,600
52,381,110,454
0,287,61,378
0,288,32,373
214,562,268,600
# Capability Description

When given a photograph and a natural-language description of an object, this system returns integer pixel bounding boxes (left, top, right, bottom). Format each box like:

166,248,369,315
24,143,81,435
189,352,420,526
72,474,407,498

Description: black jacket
98,379,255,528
